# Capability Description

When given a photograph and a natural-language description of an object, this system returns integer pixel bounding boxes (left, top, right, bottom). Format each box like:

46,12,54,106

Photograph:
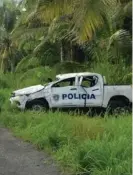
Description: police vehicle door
50,77,79,107
78,76,102,107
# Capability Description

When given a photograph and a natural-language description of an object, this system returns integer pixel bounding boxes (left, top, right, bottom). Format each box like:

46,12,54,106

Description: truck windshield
44,79,59,86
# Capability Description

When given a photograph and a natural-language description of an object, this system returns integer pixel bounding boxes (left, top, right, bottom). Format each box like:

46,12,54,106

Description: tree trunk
10,61,15,73
60,41,64,63
70,42,73,61
73,45,85,63
0,58,4,73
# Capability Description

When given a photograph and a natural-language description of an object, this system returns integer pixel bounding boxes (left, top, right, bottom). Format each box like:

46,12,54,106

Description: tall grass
0,66,56,89
0,111,131,175
90,60,132,84
0,60,131,91
0,62,132,175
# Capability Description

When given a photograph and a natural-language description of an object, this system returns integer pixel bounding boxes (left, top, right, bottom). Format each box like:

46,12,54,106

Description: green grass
0,111,131,175
0,63,132,175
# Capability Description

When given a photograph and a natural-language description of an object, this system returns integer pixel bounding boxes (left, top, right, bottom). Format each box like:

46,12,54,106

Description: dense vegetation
0,0,132,79
0,0,132,175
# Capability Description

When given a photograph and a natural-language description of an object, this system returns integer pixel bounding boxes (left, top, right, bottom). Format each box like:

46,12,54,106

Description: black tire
112,106,131,115
26,100,49,112
107,100,131,116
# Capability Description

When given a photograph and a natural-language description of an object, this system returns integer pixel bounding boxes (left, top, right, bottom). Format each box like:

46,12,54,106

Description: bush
0,89,13,112
15,56,41,73
18,66,56,88
54,62,86,74
90,60,131,84
0,73,18,89
0,78,9,88
0,91,5,110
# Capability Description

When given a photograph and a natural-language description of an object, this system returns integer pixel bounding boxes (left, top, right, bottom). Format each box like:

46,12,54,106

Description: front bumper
10,96,26,110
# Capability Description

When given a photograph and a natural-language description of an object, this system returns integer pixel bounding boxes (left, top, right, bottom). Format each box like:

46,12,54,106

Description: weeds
0,64,132,175
0,111,131,175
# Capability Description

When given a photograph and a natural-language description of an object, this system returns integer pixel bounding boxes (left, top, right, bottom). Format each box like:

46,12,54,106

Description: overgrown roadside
0,111,132,175
0,68,132,175
0,0,132,174
0,127,64,175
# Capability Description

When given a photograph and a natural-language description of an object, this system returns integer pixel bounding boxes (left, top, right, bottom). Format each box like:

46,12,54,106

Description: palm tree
107,0,132,64
32,0,120,43
18,0,120,63
13,0,132,66
0,0,20,73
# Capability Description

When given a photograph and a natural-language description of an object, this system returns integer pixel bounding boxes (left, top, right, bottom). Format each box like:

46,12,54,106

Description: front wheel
26,100,49,112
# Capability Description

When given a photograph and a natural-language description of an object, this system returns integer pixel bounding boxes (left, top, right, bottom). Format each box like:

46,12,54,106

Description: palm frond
33,37,48,55
109,29,131,49
123,1,132,16
15,55,40,72
108,29,131,61
72,0,119,43
12,26,48,41
36,0,73,23
33,0,120,43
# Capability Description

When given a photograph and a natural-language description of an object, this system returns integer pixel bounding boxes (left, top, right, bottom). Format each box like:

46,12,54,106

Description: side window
52,78,75,87
81,76,98,87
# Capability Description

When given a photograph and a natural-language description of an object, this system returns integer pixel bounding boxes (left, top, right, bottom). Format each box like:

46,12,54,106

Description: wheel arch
108,95,130,107
25,98,49,109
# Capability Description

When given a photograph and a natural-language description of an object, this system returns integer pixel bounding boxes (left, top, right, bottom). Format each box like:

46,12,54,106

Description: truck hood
14,85,45,96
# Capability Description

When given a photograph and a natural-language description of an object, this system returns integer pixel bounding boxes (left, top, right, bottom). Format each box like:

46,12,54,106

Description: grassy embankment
0,110,132,175
0,66,132,175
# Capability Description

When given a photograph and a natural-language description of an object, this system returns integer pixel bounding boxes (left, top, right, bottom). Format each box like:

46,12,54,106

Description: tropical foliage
0,1,132,175
0,0,132,80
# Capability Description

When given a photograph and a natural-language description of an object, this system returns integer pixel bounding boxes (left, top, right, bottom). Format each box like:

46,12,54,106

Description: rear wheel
107,100,131,116
26,100,49,112
112,106,131,115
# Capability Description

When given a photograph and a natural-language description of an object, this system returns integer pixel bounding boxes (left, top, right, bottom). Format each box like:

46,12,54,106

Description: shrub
0,91,6,110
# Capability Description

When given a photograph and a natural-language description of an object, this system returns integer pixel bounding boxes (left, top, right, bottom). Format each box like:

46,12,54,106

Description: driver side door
50,77,79,107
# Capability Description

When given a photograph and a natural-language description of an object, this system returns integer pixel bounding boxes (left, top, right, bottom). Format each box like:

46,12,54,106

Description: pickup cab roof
56,72,101,80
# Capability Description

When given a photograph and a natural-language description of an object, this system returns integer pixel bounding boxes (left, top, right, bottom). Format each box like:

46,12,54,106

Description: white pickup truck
10,72,132,114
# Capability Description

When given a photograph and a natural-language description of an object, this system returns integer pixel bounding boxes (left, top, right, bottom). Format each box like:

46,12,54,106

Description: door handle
70,88,77,90
92,88,99,91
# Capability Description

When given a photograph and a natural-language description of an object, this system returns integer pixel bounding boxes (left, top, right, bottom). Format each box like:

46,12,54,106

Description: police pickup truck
10,72,132,114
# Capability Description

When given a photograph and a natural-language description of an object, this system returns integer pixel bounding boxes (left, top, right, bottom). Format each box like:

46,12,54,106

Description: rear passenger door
78,76,103,107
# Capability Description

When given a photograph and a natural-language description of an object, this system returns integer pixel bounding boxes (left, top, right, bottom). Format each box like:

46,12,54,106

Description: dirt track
0,128,63,175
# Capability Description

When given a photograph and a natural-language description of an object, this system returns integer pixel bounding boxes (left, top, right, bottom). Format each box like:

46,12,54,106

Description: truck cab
49,72,104,108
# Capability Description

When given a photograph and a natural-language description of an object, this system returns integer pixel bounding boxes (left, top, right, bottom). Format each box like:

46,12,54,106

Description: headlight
14,101,21,106
11,93,15,97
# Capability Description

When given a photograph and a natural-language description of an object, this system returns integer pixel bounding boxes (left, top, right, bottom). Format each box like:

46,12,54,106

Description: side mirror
47,78,52,82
